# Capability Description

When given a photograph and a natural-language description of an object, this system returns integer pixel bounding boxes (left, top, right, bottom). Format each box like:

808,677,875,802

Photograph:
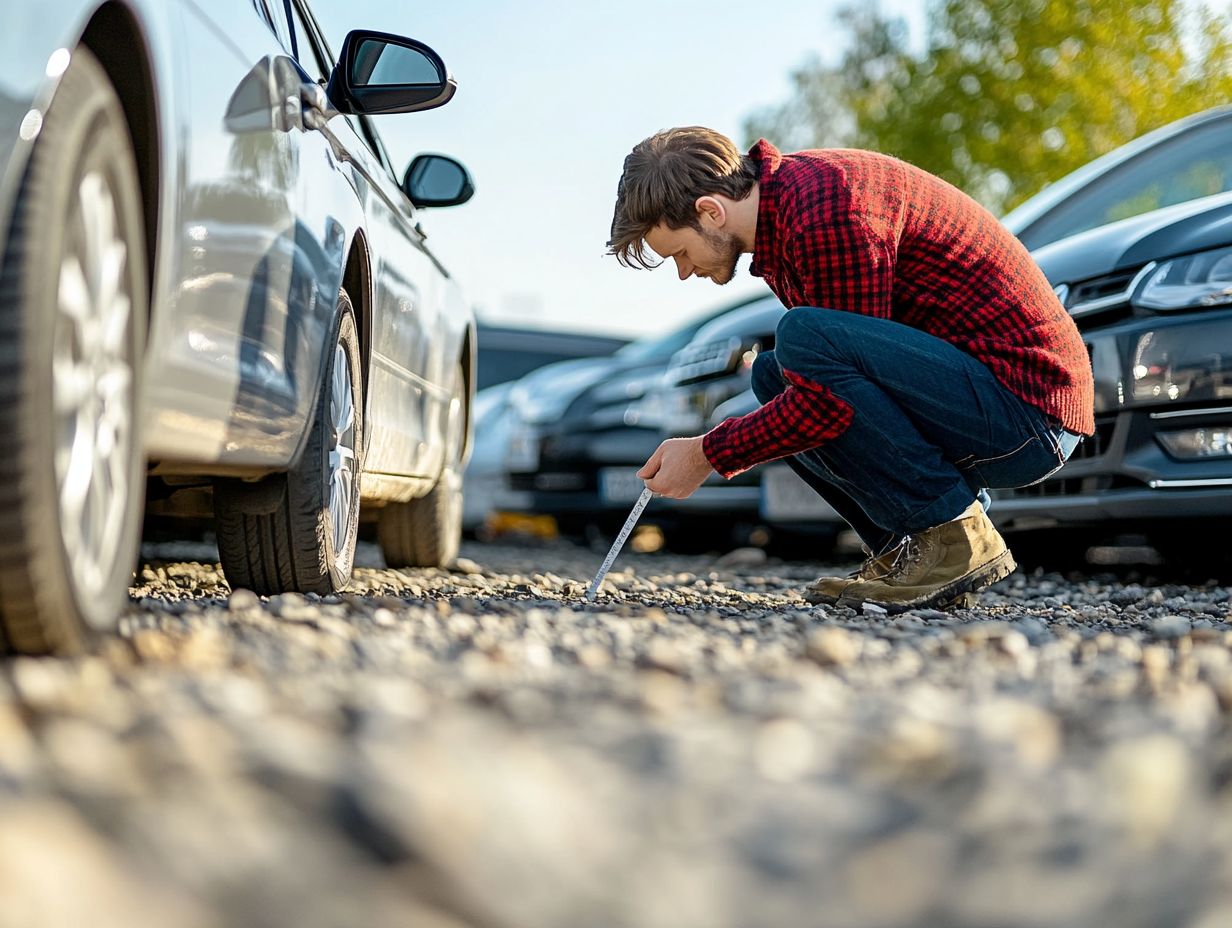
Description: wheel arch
79,3,160,337
459,322,476,464
341,230,373,409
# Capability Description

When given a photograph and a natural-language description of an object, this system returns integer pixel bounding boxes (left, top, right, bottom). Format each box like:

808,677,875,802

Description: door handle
301,82,339,131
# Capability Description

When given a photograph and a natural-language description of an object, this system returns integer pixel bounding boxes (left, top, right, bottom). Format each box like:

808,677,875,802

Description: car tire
0,46,147,654
215,293,363,595
378,361,465,568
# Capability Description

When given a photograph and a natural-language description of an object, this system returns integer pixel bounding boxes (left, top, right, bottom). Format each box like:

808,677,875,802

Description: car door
289,0,446,481
146,0,341,468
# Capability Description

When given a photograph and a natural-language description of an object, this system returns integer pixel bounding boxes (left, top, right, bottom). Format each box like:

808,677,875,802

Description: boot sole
803,591,842,606
836,549,1017,614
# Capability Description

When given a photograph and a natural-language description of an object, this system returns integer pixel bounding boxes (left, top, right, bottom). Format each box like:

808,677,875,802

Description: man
607,127,1092,611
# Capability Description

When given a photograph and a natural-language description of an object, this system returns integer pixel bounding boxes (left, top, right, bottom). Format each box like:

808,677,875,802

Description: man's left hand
637,436,715,499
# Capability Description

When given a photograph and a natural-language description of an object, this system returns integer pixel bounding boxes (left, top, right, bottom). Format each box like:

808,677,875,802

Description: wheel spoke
58,255,91,324
100,291,131,356
53,358,93,413
79,173,115,300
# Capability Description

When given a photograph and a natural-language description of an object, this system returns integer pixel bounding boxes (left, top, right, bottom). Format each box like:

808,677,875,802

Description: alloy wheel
52,169,134,604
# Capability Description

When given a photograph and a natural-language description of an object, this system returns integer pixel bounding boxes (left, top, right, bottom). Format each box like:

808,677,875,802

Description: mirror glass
351,40,442,87
409,156,468,202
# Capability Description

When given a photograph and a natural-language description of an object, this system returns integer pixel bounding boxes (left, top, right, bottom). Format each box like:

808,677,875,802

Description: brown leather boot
803,542,903,605
836,501,1016,612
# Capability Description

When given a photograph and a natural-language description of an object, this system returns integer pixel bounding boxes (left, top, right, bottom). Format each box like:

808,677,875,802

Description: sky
310,0,930,339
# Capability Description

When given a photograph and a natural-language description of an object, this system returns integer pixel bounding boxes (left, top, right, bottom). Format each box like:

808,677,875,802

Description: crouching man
607,127,1092,611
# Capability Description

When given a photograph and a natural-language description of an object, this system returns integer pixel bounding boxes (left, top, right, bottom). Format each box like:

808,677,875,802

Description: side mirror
403,154,475,208
326,30,456,116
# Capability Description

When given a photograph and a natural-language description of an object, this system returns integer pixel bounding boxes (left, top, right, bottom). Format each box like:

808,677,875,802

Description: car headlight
1134,246,1232,311
1157,427,1232,460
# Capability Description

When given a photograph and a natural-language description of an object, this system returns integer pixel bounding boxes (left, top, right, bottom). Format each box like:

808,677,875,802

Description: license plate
599,467,646,504
760,466,842,522
506,424,540,472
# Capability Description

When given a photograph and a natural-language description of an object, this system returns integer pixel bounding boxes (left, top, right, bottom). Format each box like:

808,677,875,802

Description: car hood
1032,190,1232,284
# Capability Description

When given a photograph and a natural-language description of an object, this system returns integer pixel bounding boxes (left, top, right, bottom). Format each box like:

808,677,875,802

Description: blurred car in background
0,0,477,653
502,300,751,538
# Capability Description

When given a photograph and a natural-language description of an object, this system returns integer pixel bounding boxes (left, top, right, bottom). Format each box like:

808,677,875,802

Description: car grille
1062,266,1148,331
1002,474,1145,499
1068,415,1115,462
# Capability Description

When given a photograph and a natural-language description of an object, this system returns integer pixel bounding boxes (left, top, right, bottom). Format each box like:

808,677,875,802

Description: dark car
989,191,1232,565
502,299,752,537
0,0,478,652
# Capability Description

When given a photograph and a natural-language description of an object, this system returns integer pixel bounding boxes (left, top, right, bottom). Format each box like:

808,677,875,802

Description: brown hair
607,127,759,269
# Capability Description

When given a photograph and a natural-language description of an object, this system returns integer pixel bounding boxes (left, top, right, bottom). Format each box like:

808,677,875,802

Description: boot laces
852,539,906,579
887,535,923,578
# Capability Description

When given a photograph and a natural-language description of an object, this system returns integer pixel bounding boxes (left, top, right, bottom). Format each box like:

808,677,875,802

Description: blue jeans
751,308,1083,555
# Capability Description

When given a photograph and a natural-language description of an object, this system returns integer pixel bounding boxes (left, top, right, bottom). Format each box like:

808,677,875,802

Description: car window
286,0,398,184
251,0,294,50
1020,118,1232,249
359,118,400,183
284,0,329,81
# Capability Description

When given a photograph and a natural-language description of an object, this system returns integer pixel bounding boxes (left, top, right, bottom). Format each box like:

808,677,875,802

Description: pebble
806,626,861,667
1152,615,1192,639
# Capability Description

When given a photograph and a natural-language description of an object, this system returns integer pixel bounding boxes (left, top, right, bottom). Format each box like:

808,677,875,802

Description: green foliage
743,0,1232,214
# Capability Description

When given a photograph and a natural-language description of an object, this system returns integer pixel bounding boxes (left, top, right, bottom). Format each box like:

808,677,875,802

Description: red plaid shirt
701,140,1094,479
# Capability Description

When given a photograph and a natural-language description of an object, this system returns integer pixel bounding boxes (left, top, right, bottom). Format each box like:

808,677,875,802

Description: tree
743,0,1232,214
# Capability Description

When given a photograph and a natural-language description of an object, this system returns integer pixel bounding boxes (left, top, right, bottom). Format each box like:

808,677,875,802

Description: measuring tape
584,486,654,602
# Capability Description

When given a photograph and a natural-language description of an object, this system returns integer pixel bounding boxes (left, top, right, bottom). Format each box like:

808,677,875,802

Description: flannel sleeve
700,369,854,478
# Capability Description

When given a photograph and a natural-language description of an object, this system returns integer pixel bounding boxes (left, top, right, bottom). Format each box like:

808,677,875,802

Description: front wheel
215,293,363,595
0,46,147,654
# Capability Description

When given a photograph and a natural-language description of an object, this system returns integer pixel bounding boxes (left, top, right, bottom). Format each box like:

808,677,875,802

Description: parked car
1003,105,1232,250
0,0,477,652
501,301,745,536
991,191,1232,565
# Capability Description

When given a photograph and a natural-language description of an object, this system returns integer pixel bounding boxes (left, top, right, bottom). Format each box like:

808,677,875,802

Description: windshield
1017,116,1232,250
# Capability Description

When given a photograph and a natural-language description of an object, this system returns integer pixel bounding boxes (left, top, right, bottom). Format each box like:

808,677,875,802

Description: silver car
0,0,477,653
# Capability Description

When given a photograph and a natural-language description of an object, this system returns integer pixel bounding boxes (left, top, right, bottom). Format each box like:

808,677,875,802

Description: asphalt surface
1,536,1231,928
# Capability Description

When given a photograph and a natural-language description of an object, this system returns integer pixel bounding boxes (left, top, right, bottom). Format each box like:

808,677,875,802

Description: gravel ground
3,536,1232,928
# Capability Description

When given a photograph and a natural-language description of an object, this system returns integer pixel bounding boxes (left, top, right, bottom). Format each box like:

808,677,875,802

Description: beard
700,227,742,285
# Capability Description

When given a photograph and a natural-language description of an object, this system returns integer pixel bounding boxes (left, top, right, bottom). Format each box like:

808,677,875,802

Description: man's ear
694,195,726,228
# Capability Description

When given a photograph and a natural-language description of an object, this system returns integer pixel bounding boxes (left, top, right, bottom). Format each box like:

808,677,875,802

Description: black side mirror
326,30,456,116
402,154,475,208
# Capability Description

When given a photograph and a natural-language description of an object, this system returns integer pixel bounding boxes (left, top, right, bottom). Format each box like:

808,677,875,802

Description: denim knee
774,307,851,375
750,350,784,404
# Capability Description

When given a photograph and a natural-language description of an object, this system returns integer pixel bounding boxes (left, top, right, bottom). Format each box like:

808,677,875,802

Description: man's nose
675,258,692,281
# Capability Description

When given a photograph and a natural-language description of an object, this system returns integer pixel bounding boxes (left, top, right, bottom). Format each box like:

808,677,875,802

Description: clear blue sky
310,1,926,338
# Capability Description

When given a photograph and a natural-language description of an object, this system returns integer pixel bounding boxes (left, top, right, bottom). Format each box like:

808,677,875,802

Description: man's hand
637,436,715,499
